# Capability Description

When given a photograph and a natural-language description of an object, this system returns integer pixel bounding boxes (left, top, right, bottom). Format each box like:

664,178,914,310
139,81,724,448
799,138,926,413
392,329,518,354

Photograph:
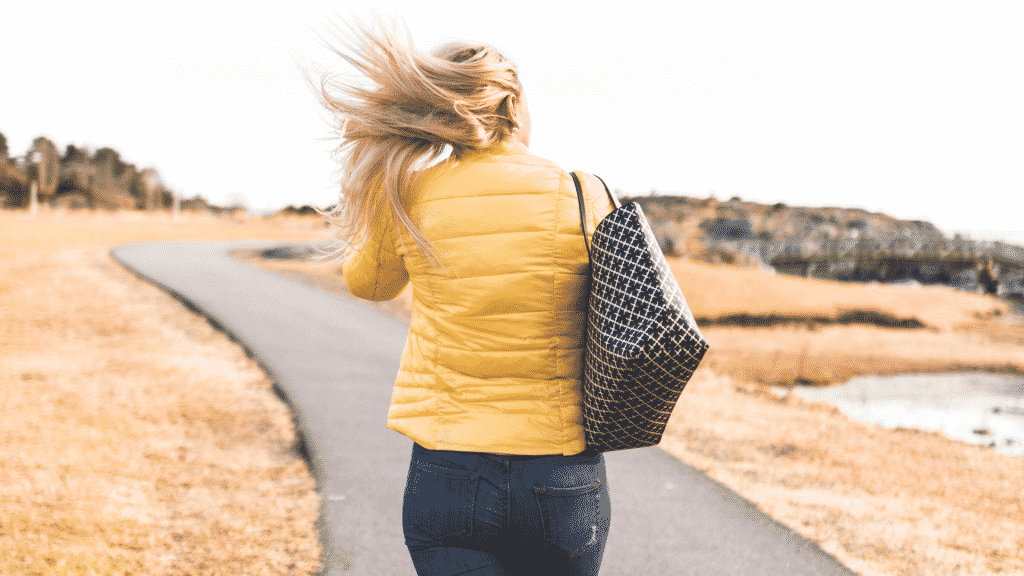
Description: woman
322,17,616,576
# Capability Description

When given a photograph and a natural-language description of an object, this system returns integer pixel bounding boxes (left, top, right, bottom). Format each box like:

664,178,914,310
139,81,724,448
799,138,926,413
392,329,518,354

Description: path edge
650,446,861,575
110,243,333,575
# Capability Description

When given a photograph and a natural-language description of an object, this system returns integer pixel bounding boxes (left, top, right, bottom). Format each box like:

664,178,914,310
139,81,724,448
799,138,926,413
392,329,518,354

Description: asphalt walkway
111,240,858,576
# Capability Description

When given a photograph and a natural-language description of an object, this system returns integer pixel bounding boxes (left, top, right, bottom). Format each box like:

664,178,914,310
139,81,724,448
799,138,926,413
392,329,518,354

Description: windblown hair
319,17,526,262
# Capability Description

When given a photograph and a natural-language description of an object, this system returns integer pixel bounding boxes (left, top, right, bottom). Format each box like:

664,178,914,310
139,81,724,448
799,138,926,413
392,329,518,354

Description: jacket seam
553,173,566,448
426,246,443,449
370,216,394,299
580,172,591,239
432,342,571,353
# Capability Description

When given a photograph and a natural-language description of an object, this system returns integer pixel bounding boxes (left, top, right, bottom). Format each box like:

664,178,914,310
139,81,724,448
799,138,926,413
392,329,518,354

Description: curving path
112,240,858,576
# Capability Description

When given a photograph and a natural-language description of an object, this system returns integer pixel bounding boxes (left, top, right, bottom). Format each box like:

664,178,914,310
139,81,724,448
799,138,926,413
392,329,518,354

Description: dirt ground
0,210,329,575
239,239,1024,576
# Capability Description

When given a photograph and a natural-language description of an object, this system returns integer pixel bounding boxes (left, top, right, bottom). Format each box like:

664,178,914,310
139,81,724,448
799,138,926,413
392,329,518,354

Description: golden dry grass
661,372,1024,576
1,209,328,575
663,258,1024,575
701,323,1024,386
667,258,1024,386
240,243,1024,576
669,258,1008,330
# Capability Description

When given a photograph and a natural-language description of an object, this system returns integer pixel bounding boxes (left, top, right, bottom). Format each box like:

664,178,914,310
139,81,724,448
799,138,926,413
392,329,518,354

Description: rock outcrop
626,194,1024,294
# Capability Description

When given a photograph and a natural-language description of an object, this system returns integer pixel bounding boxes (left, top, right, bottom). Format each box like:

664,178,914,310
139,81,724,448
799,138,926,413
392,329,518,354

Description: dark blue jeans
403,443,611,576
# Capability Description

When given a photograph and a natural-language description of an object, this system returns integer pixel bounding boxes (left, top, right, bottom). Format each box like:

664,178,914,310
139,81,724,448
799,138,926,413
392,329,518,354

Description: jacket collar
476,139,529,158
450,139,529,166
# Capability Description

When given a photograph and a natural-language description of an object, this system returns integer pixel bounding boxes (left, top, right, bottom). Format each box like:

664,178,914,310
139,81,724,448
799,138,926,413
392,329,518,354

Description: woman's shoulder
416,141,573,196
463,140,564,172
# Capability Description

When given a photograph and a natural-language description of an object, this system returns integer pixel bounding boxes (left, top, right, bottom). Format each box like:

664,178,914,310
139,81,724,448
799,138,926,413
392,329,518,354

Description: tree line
0,131,177,211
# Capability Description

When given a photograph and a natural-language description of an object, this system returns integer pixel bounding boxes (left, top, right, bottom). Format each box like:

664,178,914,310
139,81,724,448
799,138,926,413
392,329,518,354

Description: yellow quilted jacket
343,140,615,455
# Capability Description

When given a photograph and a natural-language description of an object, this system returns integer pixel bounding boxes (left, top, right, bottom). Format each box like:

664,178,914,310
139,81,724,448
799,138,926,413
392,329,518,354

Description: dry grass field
668,257,1008,330
667,259,1024,387
661,260,1024,575
240,230,1024,576
1,210,328,575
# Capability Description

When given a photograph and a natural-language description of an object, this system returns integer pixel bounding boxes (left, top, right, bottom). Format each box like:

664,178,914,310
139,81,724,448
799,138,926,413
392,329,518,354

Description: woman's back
344,139,615,456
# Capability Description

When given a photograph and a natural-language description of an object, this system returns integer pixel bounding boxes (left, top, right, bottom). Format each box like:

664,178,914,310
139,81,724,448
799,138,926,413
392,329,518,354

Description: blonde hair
319,16,526,262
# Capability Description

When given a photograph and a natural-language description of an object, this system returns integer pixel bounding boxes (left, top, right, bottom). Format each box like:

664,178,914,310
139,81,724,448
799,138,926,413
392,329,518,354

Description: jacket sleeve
342,213,410,301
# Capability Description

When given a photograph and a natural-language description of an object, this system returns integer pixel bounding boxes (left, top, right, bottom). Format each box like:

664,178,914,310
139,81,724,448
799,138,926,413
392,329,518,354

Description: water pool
783,372,1024,456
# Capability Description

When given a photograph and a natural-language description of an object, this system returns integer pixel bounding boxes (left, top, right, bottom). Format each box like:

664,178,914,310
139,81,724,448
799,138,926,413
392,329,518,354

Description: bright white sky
3,1,1022,244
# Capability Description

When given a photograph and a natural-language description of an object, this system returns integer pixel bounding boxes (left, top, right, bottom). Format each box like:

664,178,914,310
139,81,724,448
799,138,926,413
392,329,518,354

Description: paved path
112,240,858,576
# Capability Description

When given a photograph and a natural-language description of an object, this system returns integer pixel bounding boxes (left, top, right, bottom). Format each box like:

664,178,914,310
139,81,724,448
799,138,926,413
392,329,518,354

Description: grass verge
1,209,328,575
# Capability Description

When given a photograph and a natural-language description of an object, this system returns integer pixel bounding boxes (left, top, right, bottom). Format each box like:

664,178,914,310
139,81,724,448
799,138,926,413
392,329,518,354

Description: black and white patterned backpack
571,172,710,453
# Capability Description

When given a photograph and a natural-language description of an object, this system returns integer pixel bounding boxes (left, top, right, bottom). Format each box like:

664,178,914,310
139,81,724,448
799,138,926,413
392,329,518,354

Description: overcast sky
3,1,1022,244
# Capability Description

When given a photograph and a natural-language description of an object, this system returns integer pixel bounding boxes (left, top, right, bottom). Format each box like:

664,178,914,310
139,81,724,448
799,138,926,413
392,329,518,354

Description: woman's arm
342,215,410,301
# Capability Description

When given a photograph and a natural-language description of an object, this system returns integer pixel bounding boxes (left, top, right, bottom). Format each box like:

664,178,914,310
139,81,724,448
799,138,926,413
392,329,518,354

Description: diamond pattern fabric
579,199,710,453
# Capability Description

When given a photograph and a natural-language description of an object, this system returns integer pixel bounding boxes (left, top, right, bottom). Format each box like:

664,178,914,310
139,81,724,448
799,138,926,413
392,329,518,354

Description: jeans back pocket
404,461,480,549
533,482,603,557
